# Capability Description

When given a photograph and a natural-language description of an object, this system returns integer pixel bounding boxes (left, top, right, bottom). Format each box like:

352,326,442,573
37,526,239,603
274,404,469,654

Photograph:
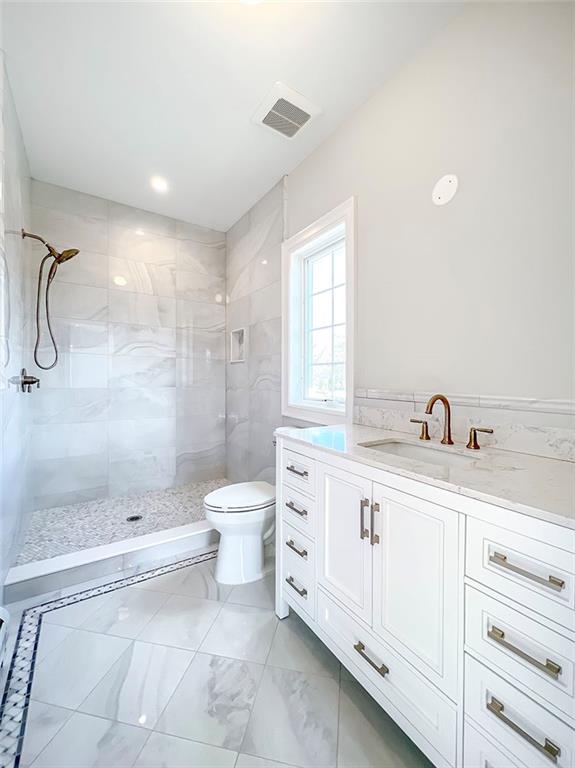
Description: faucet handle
410,418,430,441
466,426,494,450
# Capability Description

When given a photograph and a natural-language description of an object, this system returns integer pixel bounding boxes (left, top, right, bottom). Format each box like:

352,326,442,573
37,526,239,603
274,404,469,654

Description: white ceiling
3,2,459,231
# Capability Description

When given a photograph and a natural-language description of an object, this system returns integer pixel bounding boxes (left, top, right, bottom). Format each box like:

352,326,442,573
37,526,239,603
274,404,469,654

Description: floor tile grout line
0,549,218,768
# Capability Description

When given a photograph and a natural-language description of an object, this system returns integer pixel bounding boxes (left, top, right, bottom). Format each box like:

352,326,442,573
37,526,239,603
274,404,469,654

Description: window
282,198,354,424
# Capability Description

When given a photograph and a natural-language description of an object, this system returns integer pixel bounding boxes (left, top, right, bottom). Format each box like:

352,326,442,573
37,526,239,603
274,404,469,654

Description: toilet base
215,532,265,585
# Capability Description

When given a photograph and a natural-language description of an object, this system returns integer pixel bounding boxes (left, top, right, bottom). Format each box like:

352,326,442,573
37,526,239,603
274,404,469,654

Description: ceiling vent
253,82,320,139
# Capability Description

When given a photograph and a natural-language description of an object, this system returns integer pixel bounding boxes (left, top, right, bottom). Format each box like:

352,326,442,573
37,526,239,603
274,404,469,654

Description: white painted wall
286,3,574,400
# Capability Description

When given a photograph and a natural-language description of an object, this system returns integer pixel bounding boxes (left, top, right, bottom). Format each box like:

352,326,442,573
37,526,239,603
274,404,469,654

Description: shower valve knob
18,368,40,393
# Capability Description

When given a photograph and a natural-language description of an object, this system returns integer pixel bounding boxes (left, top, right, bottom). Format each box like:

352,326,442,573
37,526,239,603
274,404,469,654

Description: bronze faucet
425,394,453,445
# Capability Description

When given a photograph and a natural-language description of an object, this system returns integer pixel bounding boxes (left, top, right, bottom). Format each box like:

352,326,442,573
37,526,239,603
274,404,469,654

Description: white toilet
204,481,276,585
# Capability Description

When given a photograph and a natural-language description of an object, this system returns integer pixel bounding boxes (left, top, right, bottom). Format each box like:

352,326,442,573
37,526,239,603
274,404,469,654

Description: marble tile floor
16,479,228,566
2,555,433,768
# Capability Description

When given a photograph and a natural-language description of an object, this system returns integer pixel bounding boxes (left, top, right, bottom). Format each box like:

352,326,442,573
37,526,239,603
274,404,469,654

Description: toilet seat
204,481,275,513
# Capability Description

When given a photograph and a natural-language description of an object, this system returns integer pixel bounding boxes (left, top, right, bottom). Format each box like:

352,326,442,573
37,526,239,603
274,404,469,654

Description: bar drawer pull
353,641,389,678
370,502,380,546
486,697,561,763
360,498,369,540
287,464,309,478
487,626,562,680
285,575,307,598
286,539,308,559
489,551,565,592
286,500,308,518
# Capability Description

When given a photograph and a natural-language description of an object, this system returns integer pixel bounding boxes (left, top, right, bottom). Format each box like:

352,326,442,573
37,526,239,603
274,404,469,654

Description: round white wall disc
432,174,458,206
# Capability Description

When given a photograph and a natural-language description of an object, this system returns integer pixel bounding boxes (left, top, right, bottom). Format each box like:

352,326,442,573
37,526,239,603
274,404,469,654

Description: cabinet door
317,463,373,623
371,483,460,700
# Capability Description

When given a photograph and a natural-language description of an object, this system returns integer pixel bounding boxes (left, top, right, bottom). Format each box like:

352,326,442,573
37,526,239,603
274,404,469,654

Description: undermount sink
358,439,477,468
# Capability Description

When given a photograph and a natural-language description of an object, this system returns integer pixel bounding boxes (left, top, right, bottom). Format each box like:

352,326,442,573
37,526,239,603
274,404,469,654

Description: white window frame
281,197,355,425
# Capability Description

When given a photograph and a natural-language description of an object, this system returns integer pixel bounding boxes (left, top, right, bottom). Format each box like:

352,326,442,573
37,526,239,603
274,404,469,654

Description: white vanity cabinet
275,434,575,768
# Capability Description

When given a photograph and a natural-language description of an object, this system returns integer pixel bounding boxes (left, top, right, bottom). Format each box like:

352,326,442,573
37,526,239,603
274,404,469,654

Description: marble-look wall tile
28,354,108,389
177,328,225,360
30,453,108,496
109,226,177,266
109,291,176,328
109,447,177,497
177,240,226,277
32,389,109,424
225,182,284,484
109,323,176,357
31,423,108,460
177,357,225,389
176,270,225,304
31,205,108,254
108,387,176,421
109,257,176,298
32,181,108,220
35,318,109,356
108,356,176,388
109,203,177,237
108,417,176,457
50,282,108,322
177,300,225,331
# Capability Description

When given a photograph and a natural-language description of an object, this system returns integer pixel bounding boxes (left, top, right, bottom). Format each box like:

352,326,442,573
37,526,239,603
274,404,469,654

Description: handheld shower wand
21,229,80,370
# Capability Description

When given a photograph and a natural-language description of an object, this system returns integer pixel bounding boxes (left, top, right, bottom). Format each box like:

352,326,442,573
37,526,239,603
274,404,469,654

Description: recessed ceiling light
135,228,145,236
261,259,268,265
150,175,169,194
113,275,128,287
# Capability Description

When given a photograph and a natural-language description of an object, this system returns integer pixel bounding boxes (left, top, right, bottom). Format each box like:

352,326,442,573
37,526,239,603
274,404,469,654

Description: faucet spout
425,394,454,445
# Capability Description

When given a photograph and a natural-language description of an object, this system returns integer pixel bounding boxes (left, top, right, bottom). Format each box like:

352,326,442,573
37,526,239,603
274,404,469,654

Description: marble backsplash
354,390,575,463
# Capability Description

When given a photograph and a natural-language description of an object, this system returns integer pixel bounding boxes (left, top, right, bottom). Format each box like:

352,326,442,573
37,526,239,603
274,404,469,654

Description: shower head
56,248,80,264
21,229,80,264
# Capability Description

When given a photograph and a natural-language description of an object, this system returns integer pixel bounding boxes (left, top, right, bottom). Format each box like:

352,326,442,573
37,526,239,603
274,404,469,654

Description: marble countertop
275,424,575,529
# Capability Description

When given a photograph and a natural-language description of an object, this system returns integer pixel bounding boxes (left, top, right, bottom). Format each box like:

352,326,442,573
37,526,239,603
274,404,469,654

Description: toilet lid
204,481,276,512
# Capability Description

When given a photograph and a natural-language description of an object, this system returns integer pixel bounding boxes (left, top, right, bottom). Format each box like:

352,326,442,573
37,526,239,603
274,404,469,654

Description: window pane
311,290,332,329
333,285,346,325
333,364,346,403
310,253,332,294
333,325,346,363
310,328,332,364
333,245,345,286
307,365,333,401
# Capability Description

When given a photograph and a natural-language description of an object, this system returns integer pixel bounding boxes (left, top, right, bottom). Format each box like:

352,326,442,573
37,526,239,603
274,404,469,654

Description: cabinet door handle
286,539,308,559
489,551,565,592
360,498,369,540
285,575,307,598
287,464,309,478
487,625,562,680
370,502,380,546
486,697,561,763
353,641,389,678
286,500,308,518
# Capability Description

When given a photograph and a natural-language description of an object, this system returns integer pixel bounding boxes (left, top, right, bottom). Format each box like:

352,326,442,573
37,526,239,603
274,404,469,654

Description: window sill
282,402,348,426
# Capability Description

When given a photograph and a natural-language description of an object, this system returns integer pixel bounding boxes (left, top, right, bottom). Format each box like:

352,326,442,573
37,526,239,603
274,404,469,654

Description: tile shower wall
27,181,225,510
226,182,283,483
0,60,32,595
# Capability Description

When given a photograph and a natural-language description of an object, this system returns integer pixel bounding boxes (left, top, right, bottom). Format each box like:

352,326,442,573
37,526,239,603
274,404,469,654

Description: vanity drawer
466,517,574,629
281,484,315,537
466,586,575,723
317,589,457,766
283,522,315,579
465,655,575,768
282,448,316,496
464,720,525,768
282,532,316,619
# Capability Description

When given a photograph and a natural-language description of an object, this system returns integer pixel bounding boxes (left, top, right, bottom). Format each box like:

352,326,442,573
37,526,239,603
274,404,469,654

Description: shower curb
4,520,218,604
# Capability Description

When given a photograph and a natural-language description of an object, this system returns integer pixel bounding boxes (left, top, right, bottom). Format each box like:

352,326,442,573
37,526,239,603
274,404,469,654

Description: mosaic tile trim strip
0,549,218,768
